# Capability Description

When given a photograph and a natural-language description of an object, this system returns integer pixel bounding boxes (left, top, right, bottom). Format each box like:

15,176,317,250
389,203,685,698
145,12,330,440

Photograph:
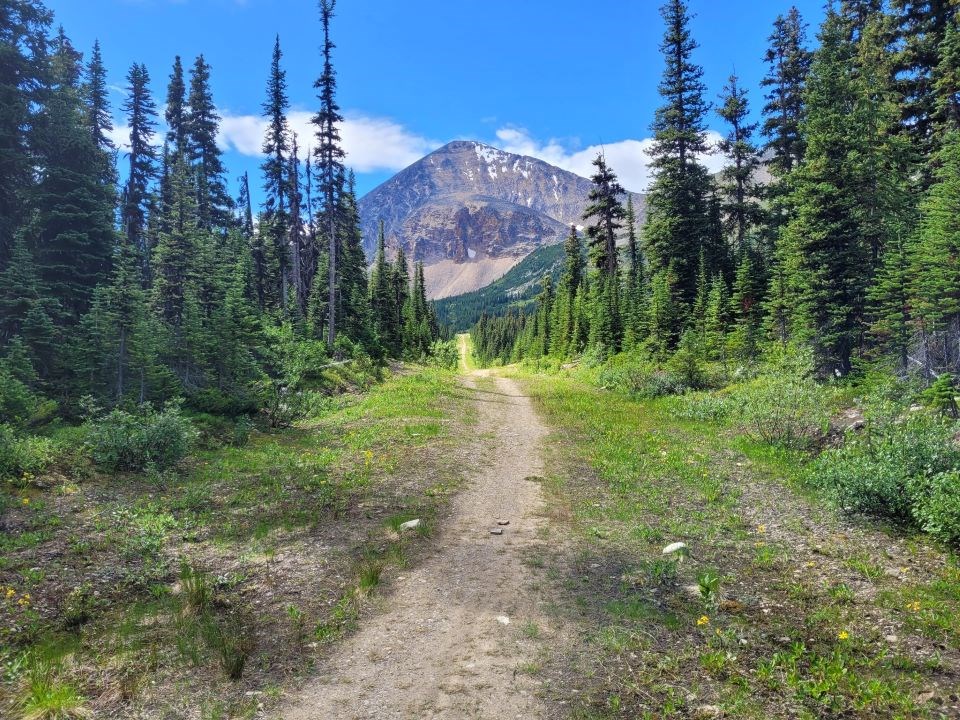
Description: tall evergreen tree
120,62,158,266
165,55,188,158
83,39,115,185
643,0,716,312
717,73,761,254
312,0,345,350
186,54,232,232
27,26,116,323
778,11,872,375
760,7,812,176
0,1,52,268
370,220,400,356
583,153,626,350
261,35,291,310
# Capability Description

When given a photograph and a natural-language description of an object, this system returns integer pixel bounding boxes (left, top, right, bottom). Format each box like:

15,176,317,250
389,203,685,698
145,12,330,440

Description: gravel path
278,370,553,719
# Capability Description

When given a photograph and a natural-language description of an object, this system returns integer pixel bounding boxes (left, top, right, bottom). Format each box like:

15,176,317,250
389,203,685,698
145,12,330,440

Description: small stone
497,519,510,526
694,706,721,718
490,528,503,535
916,691,935,704
496,615,510,625
662,541,688,556
885,634,898,643
399,519,421,531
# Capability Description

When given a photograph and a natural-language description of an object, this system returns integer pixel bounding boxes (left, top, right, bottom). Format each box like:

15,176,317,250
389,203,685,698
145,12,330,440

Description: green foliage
596,354,686,399
428,339,459,370
85,401,196,472
734,370,828,449
923,374,959,418
16,655,89,720
811,407,960,540
0,425,57,480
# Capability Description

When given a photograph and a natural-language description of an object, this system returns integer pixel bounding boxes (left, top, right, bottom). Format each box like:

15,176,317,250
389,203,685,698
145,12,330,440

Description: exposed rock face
357,140,645,298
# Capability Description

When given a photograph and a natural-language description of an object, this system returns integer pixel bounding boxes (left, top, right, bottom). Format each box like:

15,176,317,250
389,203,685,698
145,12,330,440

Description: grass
0,365,472,718
510,367,960,719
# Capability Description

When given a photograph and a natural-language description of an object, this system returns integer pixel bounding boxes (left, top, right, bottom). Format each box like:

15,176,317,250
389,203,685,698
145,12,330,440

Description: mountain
433,242,567,332
357,140,644,299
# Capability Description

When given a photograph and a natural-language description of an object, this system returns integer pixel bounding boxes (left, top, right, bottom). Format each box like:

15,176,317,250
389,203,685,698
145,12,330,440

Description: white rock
496,615,510,625
399,519,421,531
662,542,688,556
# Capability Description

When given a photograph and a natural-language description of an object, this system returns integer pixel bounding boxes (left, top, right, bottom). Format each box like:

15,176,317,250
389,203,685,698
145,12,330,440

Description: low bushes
735,372,829,450
810,409,960,542
0,424,57,479
85,402,197,472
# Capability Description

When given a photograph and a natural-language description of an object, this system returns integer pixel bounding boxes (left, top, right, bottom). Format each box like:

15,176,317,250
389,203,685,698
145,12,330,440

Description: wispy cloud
491,126,727,193
217,110,440,173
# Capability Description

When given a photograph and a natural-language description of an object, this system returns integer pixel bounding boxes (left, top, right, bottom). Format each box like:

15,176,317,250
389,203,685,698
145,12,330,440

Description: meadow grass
513,368,958,719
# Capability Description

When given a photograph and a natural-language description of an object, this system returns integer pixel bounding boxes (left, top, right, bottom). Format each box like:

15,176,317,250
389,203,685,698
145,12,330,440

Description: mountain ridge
357,140,645,298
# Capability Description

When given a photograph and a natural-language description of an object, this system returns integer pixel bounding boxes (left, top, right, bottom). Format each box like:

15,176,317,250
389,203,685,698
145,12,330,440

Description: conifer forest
2,1,960,718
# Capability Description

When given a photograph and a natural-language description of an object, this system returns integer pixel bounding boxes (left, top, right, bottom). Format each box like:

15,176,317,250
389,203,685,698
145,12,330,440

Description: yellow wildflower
838,630,849,641
757,524,766,533
21,498,29,505
5,588,14,599
697,615,710,626
906,601,921,613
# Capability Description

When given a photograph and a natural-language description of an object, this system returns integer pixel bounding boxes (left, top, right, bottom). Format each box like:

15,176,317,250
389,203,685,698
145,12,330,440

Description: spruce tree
583,154,626,351
370,220,400,356
120,62,158,266
27,27,116,323
869,229,912,371
83,39,116,184
261,35,291,310
186,55,232,232
0,0,51,268
643,0,716,312
312,0,346,350
717,73,761,254
165,56,188,158
761,7,812,176
779,11,872,375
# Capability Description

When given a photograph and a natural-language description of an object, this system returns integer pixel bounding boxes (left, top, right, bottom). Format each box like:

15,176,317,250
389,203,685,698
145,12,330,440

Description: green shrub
429,339,460,370
914,470,960,541
597,354,686,399
0,424,57,479
734,373,828,449
668,391,733,423
811,410,960,541
85,402,196,472
923,374,959,418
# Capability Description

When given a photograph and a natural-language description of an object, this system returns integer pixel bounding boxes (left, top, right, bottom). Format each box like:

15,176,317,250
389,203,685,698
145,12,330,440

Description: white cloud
491,126,728,193
217,110,440,173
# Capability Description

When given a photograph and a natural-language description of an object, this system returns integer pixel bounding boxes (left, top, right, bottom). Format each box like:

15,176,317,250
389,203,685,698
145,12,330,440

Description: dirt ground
277,371,556,719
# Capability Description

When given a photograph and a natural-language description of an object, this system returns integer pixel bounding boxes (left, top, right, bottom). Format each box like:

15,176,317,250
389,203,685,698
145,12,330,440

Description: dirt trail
279,370,553,719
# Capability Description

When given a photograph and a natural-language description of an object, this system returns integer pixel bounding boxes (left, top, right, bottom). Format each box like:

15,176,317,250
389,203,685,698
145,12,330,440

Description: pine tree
83,39,116,184
583,153,626,351
261,35,291,310
909,130,960,337
779,11,872,375
288,133,307,314
0,0,52,268
643,0,716,312
550,225,585,357
391,244,410,348
153,154,198,327
120,62,158,267
892,0,958,171
186,54,232,232
717,73,761,254
370,220,400,356
728,251,764,362
761,7,812,176
312,0,346,350
869,228,912,371
165,56,188,158
647,267,677,359
932,13,960,138
27,27,116,323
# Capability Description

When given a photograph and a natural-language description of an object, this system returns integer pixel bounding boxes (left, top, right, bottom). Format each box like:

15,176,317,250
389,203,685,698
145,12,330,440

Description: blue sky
47,0,826,199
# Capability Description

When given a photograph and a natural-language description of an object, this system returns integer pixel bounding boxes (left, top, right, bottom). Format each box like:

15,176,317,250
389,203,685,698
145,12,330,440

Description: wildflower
5,588,14,599
21,498,29,505
754,541,765,548
906,601,921,613
805,561,816,568
757,524,766,533
838,630,849,641
697,615,710,626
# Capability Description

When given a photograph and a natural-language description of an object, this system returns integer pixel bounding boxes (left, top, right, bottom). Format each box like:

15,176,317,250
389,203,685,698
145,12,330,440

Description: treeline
0,0,442,423
473,0,960,385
